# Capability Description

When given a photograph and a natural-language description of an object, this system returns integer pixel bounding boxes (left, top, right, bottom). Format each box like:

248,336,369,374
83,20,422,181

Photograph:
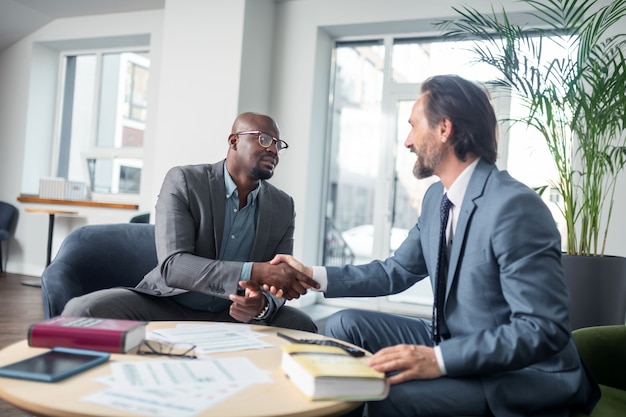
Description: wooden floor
0,272,44,417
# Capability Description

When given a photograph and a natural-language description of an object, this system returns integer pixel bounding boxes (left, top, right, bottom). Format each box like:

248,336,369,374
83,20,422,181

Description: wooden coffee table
0,321,363,417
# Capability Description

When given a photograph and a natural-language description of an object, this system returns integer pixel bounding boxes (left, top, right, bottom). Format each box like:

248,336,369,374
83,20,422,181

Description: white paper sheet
83,357,272,416
148,323,273,355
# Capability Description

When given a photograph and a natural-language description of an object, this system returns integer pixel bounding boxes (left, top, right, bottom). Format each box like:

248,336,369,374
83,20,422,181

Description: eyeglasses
136,340,197,359
235,130,289,155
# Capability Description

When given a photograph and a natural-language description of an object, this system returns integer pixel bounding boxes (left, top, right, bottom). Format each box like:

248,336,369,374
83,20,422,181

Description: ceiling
0,0,165,52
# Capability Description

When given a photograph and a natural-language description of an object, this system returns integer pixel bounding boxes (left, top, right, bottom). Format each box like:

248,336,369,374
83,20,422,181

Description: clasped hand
250,259,319,300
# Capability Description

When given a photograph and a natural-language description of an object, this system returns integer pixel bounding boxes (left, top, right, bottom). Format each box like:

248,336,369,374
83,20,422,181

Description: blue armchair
41,223,157,319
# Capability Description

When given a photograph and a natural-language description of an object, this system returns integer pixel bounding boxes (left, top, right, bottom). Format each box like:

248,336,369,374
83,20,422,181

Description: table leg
46,213,55,266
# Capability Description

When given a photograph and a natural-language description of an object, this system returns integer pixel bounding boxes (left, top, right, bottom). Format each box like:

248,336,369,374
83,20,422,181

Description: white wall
150,0,247,201
1,0,624,277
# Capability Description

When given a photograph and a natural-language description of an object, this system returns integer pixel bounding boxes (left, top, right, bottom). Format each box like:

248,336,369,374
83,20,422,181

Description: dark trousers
62,288,318,333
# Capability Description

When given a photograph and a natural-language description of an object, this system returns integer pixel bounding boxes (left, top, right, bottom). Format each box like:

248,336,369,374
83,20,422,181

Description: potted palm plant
437,0,626,329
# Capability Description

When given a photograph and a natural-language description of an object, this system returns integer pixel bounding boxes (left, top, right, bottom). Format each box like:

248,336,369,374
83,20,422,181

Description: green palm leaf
436,0,626,256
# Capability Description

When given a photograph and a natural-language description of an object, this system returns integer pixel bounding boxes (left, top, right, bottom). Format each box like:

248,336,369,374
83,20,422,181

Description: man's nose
404,134,412,148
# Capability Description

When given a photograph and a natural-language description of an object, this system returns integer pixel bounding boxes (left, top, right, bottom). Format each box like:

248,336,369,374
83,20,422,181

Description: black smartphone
276,332,366,357
0,347,110,382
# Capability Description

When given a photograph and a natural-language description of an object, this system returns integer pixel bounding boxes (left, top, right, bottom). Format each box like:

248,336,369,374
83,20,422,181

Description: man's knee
62,294,99,317
61,289,136,319
324,309,362,340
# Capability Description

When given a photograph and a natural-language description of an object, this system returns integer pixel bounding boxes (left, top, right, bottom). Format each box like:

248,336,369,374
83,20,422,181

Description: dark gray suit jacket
325,159,599,415
136,160,294,312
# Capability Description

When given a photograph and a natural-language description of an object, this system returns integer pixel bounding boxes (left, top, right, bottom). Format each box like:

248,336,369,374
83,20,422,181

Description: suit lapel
446,160,494,294
207,161,227,255
250,182,272,260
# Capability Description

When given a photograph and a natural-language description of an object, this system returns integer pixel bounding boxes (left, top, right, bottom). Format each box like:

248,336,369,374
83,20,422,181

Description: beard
413,160,434,179
252,165,274,180
252,154,277,180
412,141,443,179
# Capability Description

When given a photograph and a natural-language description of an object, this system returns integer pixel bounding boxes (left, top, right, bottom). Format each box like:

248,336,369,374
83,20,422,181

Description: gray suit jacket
136,160,294,312
325,159,599,415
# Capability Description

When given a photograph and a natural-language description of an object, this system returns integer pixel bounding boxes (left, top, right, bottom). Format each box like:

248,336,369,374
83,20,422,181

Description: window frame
52,46,149,204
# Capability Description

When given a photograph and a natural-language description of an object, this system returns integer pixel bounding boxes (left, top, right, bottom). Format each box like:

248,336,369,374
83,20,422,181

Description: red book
28,316,147,353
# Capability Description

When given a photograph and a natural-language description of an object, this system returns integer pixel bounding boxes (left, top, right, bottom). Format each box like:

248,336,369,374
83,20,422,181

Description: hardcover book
28,316,147,353
280,343,388,401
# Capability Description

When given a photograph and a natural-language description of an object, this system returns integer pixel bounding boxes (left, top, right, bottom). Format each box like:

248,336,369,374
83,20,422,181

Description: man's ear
440,118,453,142
228,134,238,149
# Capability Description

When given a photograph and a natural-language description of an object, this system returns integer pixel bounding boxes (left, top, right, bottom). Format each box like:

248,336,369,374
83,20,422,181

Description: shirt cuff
253,293,274,320
241,262,253,281
311,266,328,292
434,345,447,376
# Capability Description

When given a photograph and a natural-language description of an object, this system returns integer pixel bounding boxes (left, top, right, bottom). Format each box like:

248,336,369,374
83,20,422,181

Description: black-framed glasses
235,130,289,154
136,340,197,359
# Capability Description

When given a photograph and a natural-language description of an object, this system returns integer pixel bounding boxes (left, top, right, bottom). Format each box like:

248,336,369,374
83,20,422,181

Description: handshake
249,255,317,300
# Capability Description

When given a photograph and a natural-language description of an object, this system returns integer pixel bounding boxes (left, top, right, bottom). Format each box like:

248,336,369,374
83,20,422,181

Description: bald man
63,112,319,332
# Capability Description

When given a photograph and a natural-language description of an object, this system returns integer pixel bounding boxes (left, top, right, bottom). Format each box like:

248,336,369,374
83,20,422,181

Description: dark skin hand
250,262,319,300
228,280,266,322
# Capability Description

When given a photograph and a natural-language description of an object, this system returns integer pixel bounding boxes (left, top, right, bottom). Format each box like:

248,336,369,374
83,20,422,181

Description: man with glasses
63,112,319,333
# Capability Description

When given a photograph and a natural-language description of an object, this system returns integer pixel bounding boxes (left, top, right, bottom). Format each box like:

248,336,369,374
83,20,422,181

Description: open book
280,343,389,401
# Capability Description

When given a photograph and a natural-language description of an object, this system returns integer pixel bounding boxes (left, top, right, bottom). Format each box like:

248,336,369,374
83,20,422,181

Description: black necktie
432,193,452,344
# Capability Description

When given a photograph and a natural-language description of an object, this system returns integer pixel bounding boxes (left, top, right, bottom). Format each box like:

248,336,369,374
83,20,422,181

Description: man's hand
368,344,442,385
250,261,319,300
269,254,312,276
265,255,315,296
228,280,266,322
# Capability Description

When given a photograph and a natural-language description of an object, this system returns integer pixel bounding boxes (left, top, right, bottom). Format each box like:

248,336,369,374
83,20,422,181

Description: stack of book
280,343,389,401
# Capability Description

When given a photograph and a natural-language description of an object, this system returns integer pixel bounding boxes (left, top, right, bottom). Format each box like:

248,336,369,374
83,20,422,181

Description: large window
322,36,565,316
55,49,150,202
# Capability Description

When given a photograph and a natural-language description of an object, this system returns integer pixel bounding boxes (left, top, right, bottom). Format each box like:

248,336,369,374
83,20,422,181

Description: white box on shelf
39,177,66,200
65,181,88,201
